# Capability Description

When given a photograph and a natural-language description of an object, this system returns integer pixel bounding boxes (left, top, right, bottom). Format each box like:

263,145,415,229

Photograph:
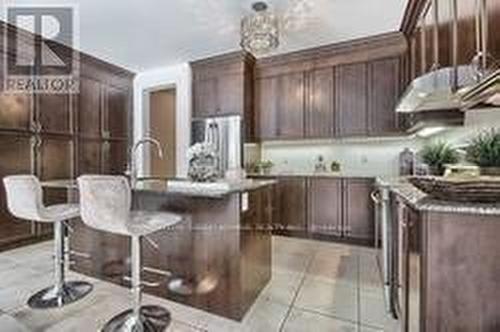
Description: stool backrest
3,175,44,221
77,175,131,234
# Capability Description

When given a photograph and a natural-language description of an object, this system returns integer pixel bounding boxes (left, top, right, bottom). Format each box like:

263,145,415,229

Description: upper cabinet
191,52,255,141
254,32,407,141
306,67,335,138
335,62,368,137
368,58,401,135
102,85,129,139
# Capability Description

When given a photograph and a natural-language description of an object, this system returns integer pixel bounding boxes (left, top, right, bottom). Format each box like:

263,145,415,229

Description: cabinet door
78,139,102,175
344,178,374,241
278,72,304,139
488,0,500,64
308,178,342,236
306,68,335,138
336,63,368,137
102,140,128,175
0,53,33,131
278,178,307,234
193,78,217,118
103,85,129,139
217,73,243,116
78,77,102,137
456,0,477,66
36,93,73,134
255,77,279,139
0,133,35,246
369,58,400,135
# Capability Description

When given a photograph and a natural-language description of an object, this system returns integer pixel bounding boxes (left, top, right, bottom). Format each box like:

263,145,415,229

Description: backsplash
256,136,424,177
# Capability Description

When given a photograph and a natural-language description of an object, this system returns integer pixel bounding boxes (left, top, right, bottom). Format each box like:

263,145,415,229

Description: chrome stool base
28,281,93,309
101,305,171,332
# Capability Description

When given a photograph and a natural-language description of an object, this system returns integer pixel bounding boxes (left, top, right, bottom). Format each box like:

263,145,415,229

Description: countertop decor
187,142,219,182
466,129,500,176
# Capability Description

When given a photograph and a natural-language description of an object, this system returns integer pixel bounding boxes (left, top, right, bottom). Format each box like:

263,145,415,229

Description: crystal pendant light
240,2,279,55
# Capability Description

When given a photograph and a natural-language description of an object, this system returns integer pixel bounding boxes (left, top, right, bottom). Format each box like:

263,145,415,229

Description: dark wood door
102,140,128,175
278,177,307,234
78,77,102,138
368,58,400,135
0,133,35,246
103,85,128,139
336,62,368,137
306,68,335,138
343,178,374,241
308,178,342,236
193,78,217,118
78,139,102,175
255,76,279,139
278,72,304,139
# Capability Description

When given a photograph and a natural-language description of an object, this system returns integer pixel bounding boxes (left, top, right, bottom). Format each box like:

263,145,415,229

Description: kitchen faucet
128,137,164,185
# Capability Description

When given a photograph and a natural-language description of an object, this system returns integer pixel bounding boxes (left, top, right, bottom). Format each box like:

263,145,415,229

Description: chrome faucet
128,137,164,185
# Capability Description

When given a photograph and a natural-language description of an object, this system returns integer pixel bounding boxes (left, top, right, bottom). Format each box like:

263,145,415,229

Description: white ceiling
1,0,408,72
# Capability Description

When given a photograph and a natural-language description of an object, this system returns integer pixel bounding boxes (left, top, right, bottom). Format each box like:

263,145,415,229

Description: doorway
149,88,176,178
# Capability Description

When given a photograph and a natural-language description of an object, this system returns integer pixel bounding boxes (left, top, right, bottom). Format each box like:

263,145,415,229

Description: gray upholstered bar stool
77,175,182,332
3,175,93,309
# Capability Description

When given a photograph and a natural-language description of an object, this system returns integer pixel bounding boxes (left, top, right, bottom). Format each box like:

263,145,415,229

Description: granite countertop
248,172,375,179
41,178,277,199
377,177,500,216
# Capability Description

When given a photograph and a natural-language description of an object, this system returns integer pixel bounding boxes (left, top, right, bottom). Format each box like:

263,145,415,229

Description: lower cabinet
269,176,375,244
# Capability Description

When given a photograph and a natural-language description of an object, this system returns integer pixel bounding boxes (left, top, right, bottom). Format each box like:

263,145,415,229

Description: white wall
133,63,192,177
259,136,424,177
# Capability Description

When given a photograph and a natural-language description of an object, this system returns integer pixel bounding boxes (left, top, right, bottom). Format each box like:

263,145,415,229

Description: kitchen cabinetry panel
255,76,279,139
306,68,335,138
78,139,102,175
0,134,34,245
36,93,73,135
102,140,128,175
308,178,342,236
193,78,217,118
369,58,400,135
217,73,244,116
278,72,305,139
103,85,129,138
343,178,374,241
335,63,368,137
38,136,73,181
78,77,102,137
277,178,307,234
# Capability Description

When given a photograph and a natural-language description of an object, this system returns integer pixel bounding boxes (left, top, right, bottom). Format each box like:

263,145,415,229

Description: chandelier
240,2,280,55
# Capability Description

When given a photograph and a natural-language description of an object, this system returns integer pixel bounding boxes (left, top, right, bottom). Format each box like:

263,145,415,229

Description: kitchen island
377,177,500,332
43,178,276,321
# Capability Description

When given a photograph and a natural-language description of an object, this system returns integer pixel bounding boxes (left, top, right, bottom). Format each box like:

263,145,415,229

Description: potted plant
420,142,459,176
255,160,274,175
466,129,500,176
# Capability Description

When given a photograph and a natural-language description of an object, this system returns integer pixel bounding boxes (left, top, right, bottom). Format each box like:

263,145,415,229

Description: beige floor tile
306,252,358,285
359,252,382,294
272,236,316,256
282,308,358,332
358,291,389,329
273,251,312,274
260,269,303,305
294,277,358,323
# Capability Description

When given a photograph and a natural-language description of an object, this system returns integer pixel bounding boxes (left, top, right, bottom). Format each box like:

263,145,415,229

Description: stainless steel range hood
396,0,497,134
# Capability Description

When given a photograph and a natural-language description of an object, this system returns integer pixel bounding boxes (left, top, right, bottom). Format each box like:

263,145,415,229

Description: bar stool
3,175,93,309
77,175,183,332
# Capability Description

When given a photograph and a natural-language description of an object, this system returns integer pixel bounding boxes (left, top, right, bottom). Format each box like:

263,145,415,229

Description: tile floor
0,236,398,331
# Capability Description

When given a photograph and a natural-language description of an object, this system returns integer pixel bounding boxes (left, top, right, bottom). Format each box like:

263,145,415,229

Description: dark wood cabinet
103,85,129,139
277,177,307,234
36,93,73,135
343,178,375,241
308,178,342,236
191,52,255,141
335,62,369,137
278,72,305,139
78,77,102,138
368,58,400,135
255,76,279,140
102,140,128,175
0,133,34,246
77,138,102,175
306,68,335,138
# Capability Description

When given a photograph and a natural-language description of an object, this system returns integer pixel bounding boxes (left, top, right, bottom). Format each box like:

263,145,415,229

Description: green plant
420,142,459,175
466,129,500,168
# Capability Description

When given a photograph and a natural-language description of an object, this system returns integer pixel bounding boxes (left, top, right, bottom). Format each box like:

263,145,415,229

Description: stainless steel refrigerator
191,115,243,178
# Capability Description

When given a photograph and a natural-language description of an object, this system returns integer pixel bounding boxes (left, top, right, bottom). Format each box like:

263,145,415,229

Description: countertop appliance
191,115,243,178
